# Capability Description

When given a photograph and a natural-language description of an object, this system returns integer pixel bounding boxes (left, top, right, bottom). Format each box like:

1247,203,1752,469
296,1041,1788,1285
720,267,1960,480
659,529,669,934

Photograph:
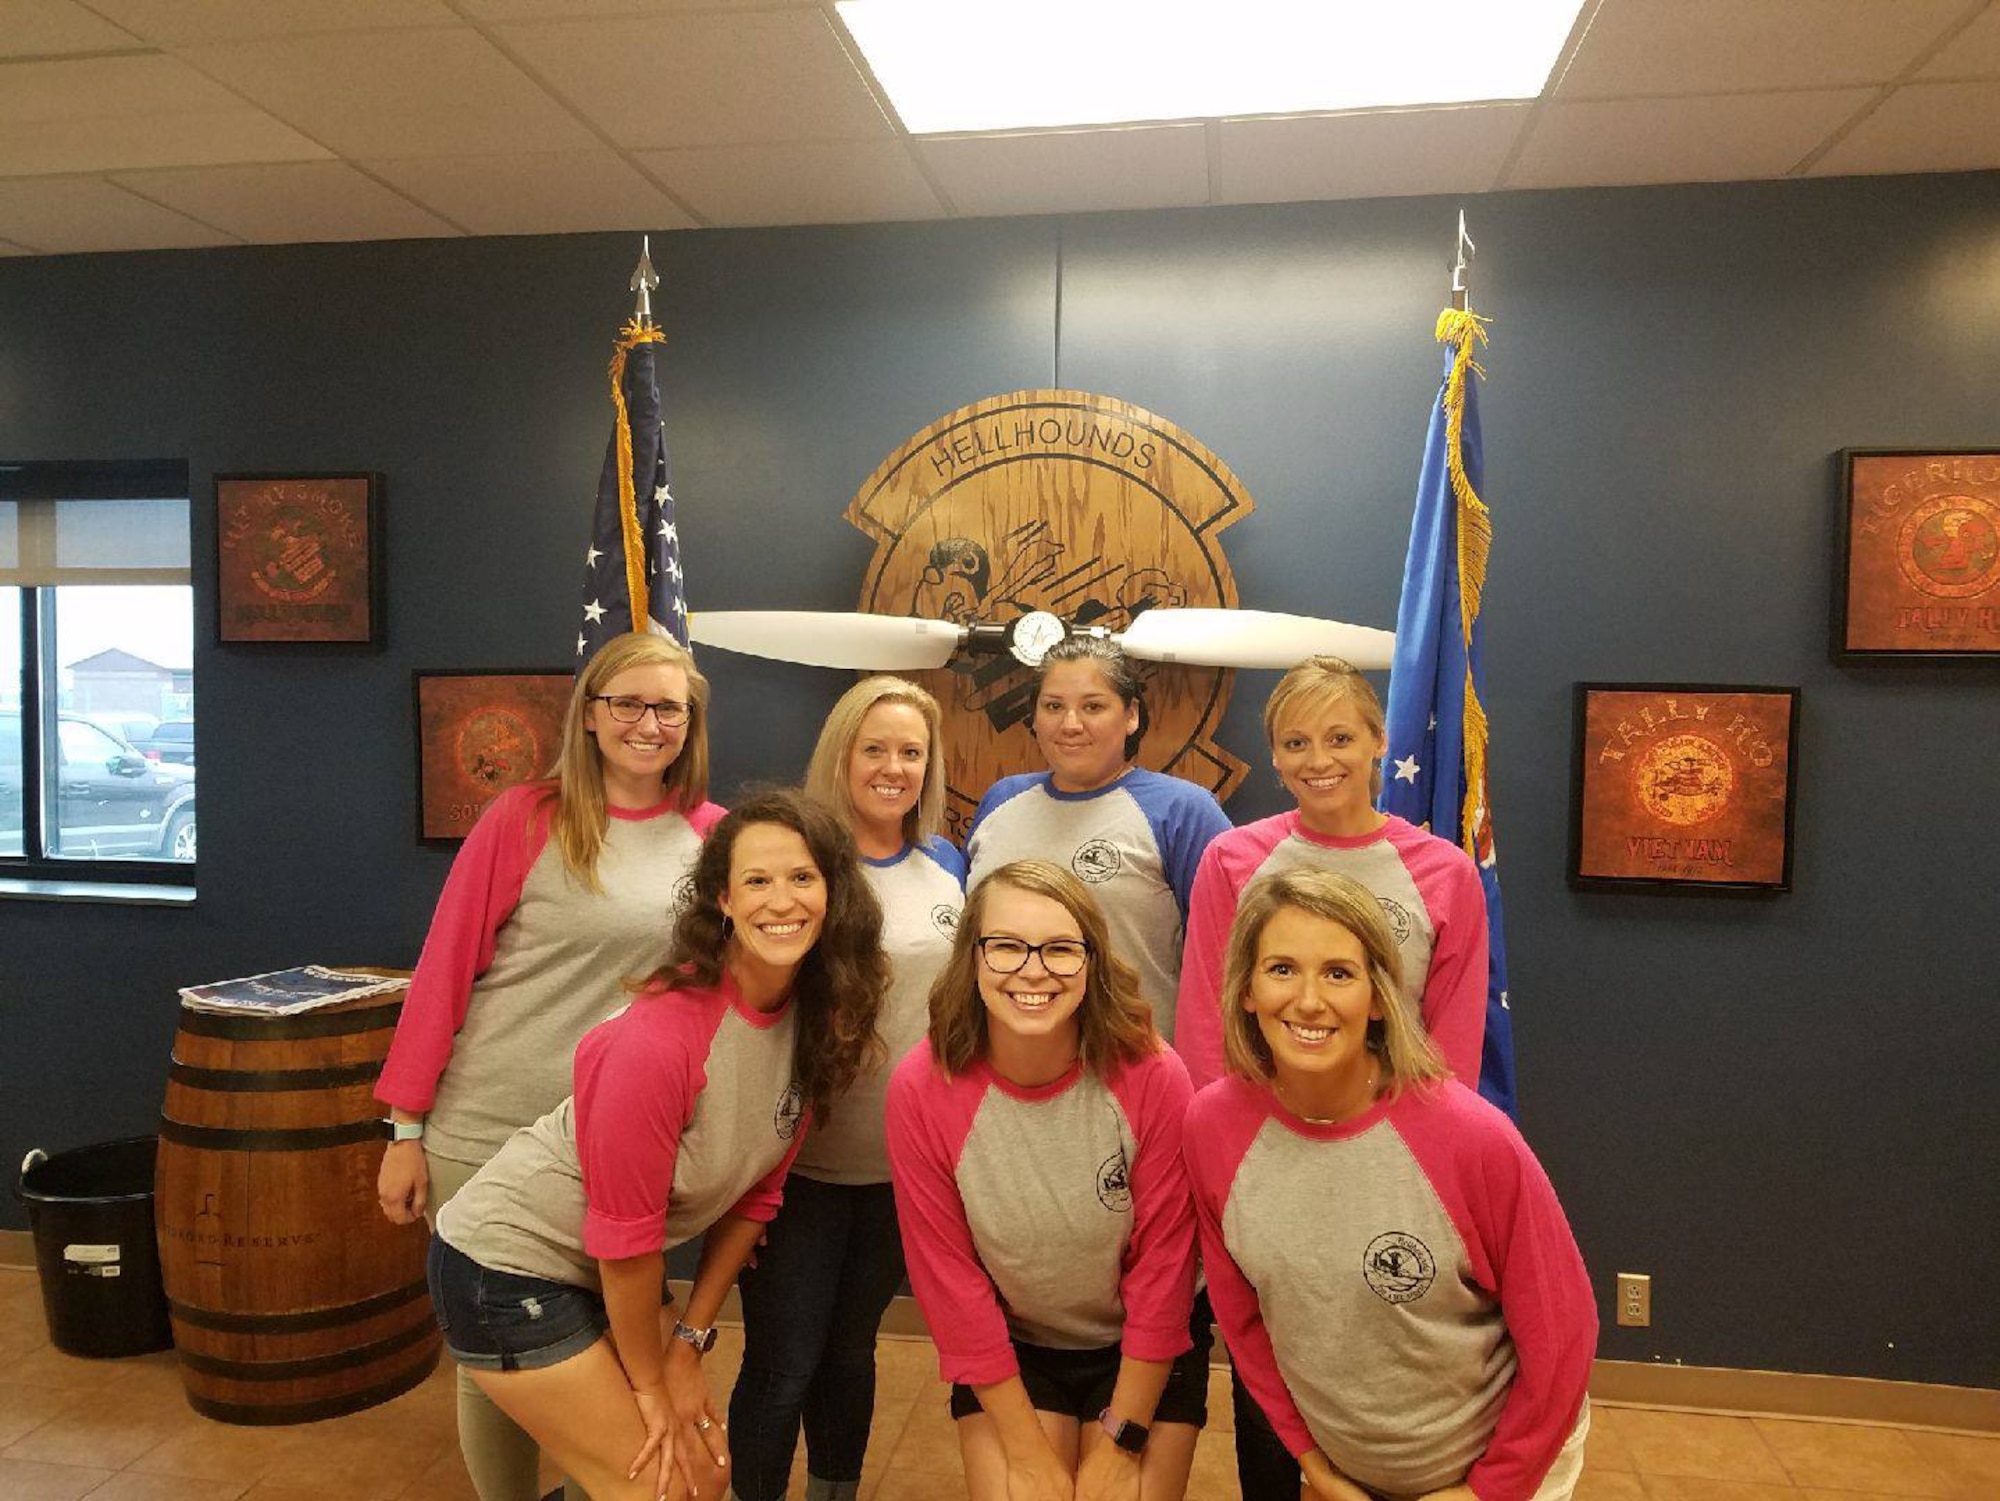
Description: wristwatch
672,1319,718,1355
1098,1409,1149,1453
380,1118,425,1143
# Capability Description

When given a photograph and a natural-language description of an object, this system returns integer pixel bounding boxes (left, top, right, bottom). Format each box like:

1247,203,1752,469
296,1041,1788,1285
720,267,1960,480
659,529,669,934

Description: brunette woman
888,860,1204,1501
428,790,889,1501
1185,869,1594,1501
965,636,1229,1046
377,630,724,1500
728,677,966,1501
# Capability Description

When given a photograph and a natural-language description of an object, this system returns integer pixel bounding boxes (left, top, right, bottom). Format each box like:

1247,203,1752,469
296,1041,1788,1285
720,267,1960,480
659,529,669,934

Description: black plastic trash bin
16,1136,174,1358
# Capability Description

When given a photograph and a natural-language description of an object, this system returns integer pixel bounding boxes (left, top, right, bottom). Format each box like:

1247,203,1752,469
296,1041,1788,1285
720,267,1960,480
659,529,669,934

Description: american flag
577,323,688,661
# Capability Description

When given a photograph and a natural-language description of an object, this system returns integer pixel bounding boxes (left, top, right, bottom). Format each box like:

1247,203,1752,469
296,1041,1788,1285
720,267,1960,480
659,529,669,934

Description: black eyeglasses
592,694,691,728
975,936,1091,977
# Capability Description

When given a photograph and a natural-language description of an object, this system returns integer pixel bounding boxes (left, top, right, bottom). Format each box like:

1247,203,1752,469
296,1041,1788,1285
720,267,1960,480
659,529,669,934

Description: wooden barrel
155,985,439,1424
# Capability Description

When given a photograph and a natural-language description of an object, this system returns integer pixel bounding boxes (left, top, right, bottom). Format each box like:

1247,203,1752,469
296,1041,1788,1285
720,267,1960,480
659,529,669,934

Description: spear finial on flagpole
1450,210,1475,312
630,235,660,326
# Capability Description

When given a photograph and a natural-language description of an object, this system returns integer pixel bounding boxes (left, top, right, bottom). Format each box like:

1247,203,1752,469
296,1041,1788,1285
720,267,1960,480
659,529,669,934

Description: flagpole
630,235,659,327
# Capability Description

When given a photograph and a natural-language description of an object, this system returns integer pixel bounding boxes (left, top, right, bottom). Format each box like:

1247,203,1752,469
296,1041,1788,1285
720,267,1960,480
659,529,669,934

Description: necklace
1275,1061,1380,1125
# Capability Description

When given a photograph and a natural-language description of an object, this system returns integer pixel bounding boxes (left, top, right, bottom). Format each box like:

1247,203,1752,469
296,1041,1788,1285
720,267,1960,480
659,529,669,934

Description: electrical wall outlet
1616,1272,1652,1327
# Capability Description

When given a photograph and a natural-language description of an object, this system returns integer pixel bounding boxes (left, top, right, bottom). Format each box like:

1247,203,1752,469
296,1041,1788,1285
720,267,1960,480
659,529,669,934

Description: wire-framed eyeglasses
591,694,691,728
975,936,1091,977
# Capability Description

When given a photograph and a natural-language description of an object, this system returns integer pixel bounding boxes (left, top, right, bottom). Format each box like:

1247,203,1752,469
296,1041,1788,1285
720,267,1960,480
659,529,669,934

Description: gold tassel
608,320,669,633
1434,308,1495,861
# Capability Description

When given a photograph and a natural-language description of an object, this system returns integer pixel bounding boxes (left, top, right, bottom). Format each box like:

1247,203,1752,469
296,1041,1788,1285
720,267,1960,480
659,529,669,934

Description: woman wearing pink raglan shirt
1185,868,1594,1501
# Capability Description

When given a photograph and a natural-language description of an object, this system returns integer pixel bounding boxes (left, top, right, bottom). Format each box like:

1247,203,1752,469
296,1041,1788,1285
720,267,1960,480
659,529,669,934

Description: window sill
0,875,195,906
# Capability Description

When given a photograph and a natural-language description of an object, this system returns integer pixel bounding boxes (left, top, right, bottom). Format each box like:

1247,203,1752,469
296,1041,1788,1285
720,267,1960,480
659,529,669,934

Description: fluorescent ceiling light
838,0,1586,135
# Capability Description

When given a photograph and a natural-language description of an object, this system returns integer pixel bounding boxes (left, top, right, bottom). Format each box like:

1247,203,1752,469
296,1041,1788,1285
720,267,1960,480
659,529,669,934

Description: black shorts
948,1313,1212,1428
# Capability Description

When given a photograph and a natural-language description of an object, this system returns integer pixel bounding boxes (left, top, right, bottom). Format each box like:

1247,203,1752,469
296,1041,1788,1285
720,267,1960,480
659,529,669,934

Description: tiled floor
1,1268,1994,1500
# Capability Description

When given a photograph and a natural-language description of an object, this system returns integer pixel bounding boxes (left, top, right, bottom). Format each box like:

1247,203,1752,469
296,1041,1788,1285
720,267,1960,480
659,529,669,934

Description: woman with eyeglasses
887,860,1205,1501
376,630,723,1501
727,676,966,1501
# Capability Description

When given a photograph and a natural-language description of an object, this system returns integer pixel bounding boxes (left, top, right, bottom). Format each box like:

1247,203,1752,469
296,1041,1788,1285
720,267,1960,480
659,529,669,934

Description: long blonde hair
1263,656,1387,799
803,676,945,847
1220,868,1445,1097
549,632,711,891
926,861,1157,1078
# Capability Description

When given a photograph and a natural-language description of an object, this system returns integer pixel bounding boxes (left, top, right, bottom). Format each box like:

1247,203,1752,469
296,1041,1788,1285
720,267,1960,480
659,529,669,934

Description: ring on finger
695,1417,714,1431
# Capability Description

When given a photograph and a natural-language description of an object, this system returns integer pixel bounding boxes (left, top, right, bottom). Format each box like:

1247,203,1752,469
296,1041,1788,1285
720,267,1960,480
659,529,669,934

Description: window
1,461,195,882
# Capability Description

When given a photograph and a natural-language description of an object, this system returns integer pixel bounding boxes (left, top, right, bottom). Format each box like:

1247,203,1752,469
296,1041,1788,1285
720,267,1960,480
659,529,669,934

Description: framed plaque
1835,449,2000,662
1570,683,1801,894
413,669,570,843
215,472,384,647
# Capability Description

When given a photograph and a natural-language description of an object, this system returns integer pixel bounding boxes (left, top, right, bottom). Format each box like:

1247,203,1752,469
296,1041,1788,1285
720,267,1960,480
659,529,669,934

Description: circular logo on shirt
1072,839,1123,884
773,1082,805,1142
931,903,961,939
1362,1231,1436,1304
1096,1151,1133,1212
670,872,698,915
1375,896,1415,947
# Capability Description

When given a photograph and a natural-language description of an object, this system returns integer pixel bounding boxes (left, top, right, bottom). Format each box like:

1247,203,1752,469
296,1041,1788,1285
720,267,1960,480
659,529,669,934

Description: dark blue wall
2,172,1995,1389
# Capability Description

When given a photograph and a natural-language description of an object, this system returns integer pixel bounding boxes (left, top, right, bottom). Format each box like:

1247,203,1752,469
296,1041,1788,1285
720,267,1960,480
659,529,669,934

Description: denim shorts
426,1235,608,1372
948,1326,1211,1428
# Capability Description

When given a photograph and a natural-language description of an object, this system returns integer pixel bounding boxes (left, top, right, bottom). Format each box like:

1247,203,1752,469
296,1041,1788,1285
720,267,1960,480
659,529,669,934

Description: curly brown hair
647,788,889,1127
926,860,1158,1079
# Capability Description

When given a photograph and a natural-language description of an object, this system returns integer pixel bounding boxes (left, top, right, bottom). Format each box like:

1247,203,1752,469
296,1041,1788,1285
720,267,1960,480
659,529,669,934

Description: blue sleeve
920,834,970,889
1125,772,1233,920
965,773,1041,846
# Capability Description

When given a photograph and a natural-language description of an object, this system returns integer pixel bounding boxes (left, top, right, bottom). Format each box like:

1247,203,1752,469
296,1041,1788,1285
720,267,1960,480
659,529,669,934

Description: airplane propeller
688,606,1394,672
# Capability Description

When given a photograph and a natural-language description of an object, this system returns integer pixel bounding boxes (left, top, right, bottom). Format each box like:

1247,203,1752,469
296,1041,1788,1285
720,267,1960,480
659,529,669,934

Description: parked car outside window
0,712,196,862
135,719,195,766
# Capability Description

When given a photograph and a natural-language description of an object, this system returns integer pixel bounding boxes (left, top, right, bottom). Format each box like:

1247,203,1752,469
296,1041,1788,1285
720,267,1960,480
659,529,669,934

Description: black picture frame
411,668,571,845
1569,682,1802,895
214,471,385,650
1833,448,2000,663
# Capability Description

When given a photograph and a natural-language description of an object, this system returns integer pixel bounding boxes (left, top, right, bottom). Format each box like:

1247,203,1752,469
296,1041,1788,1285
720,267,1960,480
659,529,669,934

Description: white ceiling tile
0,176,237,253
497,10,891,148
636,141,939,226
918,126,1207,218
1509,90,1876,187
178,28,598,159
461,0,803,16
0,0,145,57
1558,0,1969,96
1217,106,1529,205
0,109,329,176
0,55,252,123
366,150,697,235
1917,4,2000,79
1810,80,2000,175
83,0,461,46
111,161,461,242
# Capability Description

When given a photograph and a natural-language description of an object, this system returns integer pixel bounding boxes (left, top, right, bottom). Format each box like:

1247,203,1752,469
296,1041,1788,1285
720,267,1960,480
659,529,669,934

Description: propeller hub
1007,611,1069,667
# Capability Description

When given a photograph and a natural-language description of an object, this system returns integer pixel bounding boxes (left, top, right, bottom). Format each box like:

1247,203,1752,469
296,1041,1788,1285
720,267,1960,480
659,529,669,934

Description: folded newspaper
178,965,409,1016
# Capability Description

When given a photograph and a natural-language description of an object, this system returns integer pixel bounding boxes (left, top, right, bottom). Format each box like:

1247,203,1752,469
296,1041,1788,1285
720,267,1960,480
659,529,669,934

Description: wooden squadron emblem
847,391,1254,839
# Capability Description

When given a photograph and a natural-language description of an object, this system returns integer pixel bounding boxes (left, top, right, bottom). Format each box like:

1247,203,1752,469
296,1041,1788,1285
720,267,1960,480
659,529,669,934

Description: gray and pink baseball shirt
885,1042,1198,1385
377,781,726,1169
436,975,805,1292
1176,811,1487,1091
965,769,1231,1043
793,835,966,1186
1184,1076,1595,1501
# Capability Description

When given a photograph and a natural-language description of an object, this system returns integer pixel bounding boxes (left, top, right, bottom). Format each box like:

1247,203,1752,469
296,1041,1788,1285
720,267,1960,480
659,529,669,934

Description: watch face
1008,610,1069,667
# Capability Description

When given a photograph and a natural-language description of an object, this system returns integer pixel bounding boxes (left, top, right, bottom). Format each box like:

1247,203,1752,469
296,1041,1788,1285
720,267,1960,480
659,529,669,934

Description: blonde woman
888,861,1205,1501
1185,869,1594,1501
377,631,723,1500
729,677,966,1501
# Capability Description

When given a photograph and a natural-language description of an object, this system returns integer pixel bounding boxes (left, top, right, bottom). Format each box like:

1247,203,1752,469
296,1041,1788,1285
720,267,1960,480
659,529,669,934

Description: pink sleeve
686,800,728,838
576,997,713,1260
885,1050,1018,1386
1175,842,1236,1092
375,785,551,1111
727,1117,806,1225
1399,828,1489,1083
1110,1050,1197,1362
1183,1085,1318,1458
1402,1092,1597,1501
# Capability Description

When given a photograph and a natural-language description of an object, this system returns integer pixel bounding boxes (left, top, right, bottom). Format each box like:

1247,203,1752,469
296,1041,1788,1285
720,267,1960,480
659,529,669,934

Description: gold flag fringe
1434,307,1494,861
608,319,669,633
